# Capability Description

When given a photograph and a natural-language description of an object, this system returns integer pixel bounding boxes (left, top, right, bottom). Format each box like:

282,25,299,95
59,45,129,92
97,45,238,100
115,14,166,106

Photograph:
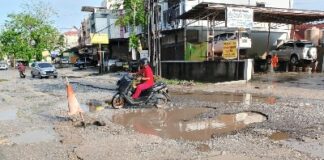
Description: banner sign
90,33,109,44
223,40,237,59
226,7,253,29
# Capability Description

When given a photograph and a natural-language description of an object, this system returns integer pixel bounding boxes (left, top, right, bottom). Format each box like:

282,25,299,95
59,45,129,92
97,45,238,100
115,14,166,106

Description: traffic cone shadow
66,78,84,121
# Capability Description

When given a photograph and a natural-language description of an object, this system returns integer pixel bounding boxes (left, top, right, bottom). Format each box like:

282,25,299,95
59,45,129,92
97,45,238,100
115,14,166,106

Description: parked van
208,31,252,57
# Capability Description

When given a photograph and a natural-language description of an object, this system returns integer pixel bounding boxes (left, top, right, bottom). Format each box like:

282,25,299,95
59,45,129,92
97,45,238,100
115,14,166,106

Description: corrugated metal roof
178,2,324,24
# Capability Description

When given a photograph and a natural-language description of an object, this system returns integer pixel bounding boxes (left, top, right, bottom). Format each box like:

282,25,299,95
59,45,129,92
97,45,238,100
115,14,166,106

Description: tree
114,0,147,59
0,1,62,61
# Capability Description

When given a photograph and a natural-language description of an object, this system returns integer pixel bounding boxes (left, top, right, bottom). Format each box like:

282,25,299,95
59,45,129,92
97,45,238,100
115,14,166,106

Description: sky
0,0,323,32
0,0,102,32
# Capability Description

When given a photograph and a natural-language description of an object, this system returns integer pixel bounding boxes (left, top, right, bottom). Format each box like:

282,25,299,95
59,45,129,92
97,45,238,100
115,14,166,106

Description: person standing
17,62,26,78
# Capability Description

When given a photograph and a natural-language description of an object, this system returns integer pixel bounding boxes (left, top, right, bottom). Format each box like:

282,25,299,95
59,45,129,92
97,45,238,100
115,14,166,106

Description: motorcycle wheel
155,94,168,108
112,93,125,109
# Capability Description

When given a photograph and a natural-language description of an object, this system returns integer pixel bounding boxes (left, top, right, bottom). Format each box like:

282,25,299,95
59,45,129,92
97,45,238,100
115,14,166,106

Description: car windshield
241,32,250,38
296,42,313,48
38,63,52,68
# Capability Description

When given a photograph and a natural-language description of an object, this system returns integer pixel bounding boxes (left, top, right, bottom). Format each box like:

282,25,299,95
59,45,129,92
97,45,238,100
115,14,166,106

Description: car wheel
38,73,42,79
31,72,35,78
290,55,299,65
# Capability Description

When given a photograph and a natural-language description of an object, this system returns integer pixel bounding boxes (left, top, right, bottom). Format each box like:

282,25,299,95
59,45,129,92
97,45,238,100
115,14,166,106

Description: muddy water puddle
0,108,17,121
269,132,290,141
80,99,105,112
10,127,56,144
254,74,324,90
171,92,272,105
113,108,267,141
0,79,8,82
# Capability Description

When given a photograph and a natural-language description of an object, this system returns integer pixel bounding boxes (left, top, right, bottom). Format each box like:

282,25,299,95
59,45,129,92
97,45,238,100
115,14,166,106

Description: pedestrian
271,54,279,69
17,62,26,78
312,60,318,72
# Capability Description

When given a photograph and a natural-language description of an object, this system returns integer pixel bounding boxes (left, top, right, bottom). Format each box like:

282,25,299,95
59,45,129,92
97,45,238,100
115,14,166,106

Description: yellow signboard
90,33,109,44
223,40,237,59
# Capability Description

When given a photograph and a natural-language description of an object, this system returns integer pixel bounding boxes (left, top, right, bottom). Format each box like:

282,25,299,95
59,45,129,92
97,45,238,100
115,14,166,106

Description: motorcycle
111,73,171,109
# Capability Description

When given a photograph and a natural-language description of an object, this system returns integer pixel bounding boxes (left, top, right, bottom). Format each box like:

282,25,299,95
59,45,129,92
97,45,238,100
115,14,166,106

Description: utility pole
148,0,161,76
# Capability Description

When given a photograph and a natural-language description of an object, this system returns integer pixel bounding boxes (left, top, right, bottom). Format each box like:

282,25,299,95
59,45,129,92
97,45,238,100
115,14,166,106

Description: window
283,43,294,48
296,42,313,48
38,63,52,68
219,34,227,41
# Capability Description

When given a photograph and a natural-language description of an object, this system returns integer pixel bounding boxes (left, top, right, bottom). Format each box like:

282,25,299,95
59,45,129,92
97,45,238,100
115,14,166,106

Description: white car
0,62,8,70
269,40,317,65
31,62,58,79
208,32,252,56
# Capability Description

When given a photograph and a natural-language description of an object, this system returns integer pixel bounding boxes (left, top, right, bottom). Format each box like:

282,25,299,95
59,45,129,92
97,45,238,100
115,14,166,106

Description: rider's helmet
139,58,149,66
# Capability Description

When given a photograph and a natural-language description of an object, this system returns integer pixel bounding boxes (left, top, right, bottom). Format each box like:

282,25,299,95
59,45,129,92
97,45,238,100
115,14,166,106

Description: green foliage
114,0,147,49
0,1,61,61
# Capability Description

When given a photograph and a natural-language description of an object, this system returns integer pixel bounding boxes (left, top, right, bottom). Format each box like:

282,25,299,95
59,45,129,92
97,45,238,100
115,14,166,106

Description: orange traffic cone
66,78,84,120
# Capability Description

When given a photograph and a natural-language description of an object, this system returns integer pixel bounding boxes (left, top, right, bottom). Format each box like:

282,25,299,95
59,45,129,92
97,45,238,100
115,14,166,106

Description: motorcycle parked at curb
111,73,171,109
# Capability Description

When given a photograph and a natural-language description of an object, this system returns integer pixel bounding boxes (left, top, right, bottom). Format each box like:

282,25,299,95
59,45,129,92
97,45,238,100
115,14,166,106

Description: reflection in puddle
0,108,17,121
113,108,267,141
269,132,290,141
171,92,272,105
10,128,56,144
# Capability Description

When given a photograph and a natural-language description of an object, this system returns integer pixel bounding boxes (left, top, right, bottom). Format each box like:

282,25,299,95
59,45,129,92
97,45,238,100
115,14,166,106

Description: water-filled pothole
171,92,275,105
9,128,56,144
269,132,290,141
0,79,8,82
0,108,17,121
80,99,104,112
113,107,267,141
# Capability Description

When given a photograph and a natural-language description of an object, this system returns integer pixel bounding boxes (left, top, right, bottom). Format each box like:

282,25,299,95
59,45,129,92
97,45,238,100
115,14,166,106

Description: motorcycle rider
17,62,26,78
132,58,154,100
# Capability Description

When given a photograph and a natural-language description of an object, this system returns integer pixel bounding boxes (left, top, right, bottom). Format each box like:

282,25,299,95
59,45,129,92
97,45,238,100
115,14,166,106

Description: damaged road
0,68,324,159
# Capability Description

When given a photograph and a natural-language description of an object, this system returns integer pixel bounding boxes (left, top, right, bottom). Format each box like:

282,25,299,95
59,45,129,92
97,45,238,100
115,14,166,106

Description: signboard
140,50,149,60
223,40,237,59
226,7,253,29
90,33,109,44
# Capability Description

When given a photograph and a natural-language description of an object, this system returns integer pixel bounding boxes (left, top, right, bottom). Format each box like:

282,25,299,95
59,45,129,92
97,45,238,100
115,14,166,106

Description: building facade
159,0,294,61
78,0,144,62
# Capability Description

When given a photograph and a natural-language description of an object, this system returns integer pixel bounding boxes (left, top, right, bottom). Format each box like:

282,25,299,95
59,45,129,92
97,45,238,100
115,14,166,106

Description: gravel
0,68,323,159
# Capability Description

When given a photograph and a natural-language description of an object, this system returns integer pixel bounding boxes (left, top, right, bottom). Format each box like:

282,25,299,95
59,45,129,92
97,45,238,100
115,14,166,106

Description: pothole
0,108,17,121
112,107,267,141
80,99,105,112
9,128,56,144
269,132,290,141
171,92,276,105
73,120,106,127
